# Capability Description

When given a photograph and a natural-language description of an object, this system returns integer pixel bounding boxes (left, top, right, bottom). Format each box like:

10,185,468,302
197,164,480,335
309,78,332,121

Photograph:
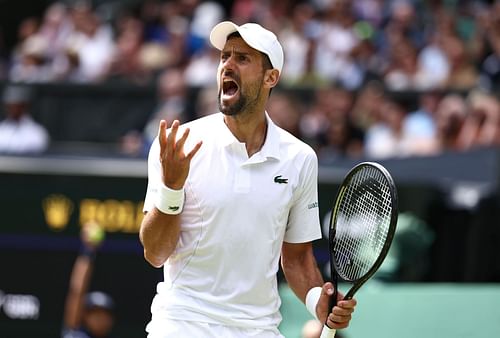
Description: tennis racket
320,162,398,338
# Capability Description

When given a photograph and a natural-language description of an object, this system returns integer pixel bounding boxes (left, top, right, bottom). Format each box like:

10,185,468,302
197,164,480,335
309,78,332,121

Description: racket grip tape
319,325,336,338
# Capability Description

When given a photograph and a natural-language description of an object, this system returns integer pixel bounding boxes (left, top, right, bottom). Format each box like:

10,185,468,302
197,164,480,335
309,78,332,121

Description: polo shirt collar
218,113,238,147
217,112,281,161
259,112,281,161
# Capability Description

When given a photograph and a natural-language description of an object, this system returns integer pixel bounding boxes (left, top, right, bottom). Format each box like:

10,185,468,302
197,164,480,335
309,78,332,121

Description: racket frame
328,161,398,307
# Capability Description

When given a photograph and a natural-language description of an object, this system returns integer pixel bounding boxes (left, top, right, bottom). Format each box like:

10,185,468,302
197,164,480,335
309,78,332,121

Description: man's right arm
139,208,181,268
140,119,202,268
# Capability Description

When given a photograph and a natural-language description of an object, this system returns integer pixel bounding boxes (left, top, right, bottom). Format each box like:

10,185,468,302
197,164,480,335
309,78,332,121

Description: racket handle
319,325,336,338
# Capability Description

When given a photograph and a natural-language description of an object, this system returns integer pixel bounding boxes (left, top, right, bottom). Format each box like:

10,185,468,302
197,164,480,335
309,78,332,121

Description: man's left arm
281,241,356,329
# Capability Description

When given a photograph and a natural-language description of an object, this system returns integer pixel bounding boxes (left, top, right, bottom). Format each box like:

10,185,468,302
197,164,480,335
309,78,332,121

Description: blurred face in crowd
17,17,39,41
381,98,405,132
267,92,301,136
5,102,28,121
84,307,114,338
435,95,466,140
217,35,275,117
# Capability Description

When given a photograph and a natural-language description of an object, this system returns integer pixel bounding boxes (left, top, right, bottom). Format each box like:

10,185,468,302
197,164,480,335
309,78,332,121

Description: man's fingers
176,127,191,154
327,308,353,328
168,126,202,161
322,282,334,296
337,298,357,309
158,119,202,165
325,298,356,329
166,120,180,154
186,141,203,160
158,120,167,149
332,305,355,316
327,314,351,329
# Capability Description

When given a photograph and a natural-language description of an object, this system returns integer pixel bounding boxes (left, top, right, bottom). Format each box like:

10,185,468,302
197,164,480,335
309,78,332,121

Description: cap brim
209,21,240,51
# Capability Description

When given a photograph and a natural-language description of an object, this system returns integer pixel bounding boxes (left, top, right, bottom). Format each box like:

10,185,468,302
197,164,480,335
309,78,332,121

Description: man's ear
264,69,280,89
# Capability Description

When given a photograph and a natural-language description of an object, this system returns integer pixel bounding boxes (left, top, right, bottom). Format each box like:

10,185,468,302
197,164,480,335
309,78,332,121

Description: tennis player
139,21,357,337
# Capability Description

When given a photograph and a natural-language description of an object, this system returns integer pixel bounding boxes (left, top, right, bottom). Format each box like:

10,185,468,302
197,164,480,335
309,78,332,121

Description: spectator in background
9,16,40,66
9,1,116,84
189,1,225,49
184,1,225,88
139,0,167,43
120,66,190,157
432,93,468,153
442,35,479,90
193,84,218,118
62,0,115,82
352,0,384,29
478,2,500,90
143,67,189,144
313,0,360,87
38,2,74,81
0,84,49,154
318,113,364,163
5,0,500,162
62,222,115,338
184,46,220,88
230,0,275,25
347,25,382,89
416,31,450,89
9,34,54,83
458,89,500,149
383,36,429,90
138,0,201,69
277,1,318,85
110,11,177,84
349,80,385,132
402,91,440,156
38,2,72,53
266,91,303,138
108,15,146,83
364,94,410,159
299,86,335,150
316,86,365,161
380,0,426,52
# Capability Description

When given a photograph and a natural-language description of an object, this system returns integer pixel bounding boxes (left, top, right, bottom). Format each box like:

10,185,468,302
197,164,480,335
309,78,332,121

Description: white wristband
155,184,184,215
305,287,322,320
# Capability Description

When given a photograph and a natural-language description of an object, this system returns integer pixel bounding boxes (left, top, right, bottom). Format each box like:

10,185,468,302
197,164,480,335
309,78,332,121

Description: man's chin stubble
218,94,246,116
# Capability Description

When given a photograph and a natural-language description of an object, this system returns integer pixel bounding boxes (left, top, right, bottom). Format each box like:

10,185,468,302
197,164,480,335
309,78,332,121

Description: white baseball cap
209,21,284,73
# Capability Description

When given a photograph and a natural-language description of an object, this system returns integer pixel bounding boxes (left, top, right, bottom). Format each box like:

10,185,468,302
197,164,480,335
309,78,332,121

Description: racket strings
333,167,392,281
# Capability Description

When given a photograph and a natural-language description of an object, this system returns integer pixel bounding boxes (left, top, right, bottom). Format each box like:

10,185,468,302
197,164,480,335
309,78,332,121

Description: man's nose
222,54,236,69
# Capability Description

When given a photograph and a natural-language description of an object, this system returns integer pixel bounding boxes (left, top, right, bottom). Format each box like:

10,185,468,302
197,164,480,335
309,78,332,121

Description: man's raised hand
158,120,202,190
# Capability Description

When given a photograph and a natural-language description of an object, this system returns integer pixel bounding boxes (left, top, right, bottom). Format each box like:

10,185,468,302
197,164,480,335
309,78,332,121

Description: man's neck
223,111,268,157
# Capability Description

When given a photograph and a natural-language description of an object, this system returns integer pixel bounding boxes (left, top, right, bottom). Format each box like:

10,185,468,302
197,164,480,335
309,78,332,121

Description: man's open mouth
222,79,239,99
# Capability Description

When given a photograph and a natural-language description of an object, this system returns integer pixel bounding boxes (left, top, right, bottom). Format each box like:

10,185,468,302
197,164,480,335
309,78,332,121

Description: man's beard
218,89,247,116
218,81,264,117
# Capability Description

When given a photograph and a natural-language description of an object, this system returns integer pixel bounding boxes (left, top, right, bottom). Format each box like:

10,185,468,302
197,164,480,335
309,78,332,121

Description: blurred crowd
1,0,500,160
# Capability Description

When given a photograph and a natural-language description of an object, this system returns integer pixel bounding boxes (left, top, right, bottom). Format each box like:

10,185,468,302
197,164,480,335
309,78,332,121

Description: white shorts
146,318,284,338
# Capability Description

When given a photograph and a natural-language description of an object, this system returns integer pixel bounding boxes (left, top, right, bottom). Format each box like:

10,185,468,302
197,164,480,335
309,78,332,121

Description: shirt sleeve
284,148,322,243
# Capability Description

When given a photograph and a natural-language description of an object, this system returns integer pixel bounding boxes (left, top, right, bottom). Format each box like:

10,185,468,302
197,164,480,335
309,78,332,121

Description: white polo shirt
143,112,321,330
